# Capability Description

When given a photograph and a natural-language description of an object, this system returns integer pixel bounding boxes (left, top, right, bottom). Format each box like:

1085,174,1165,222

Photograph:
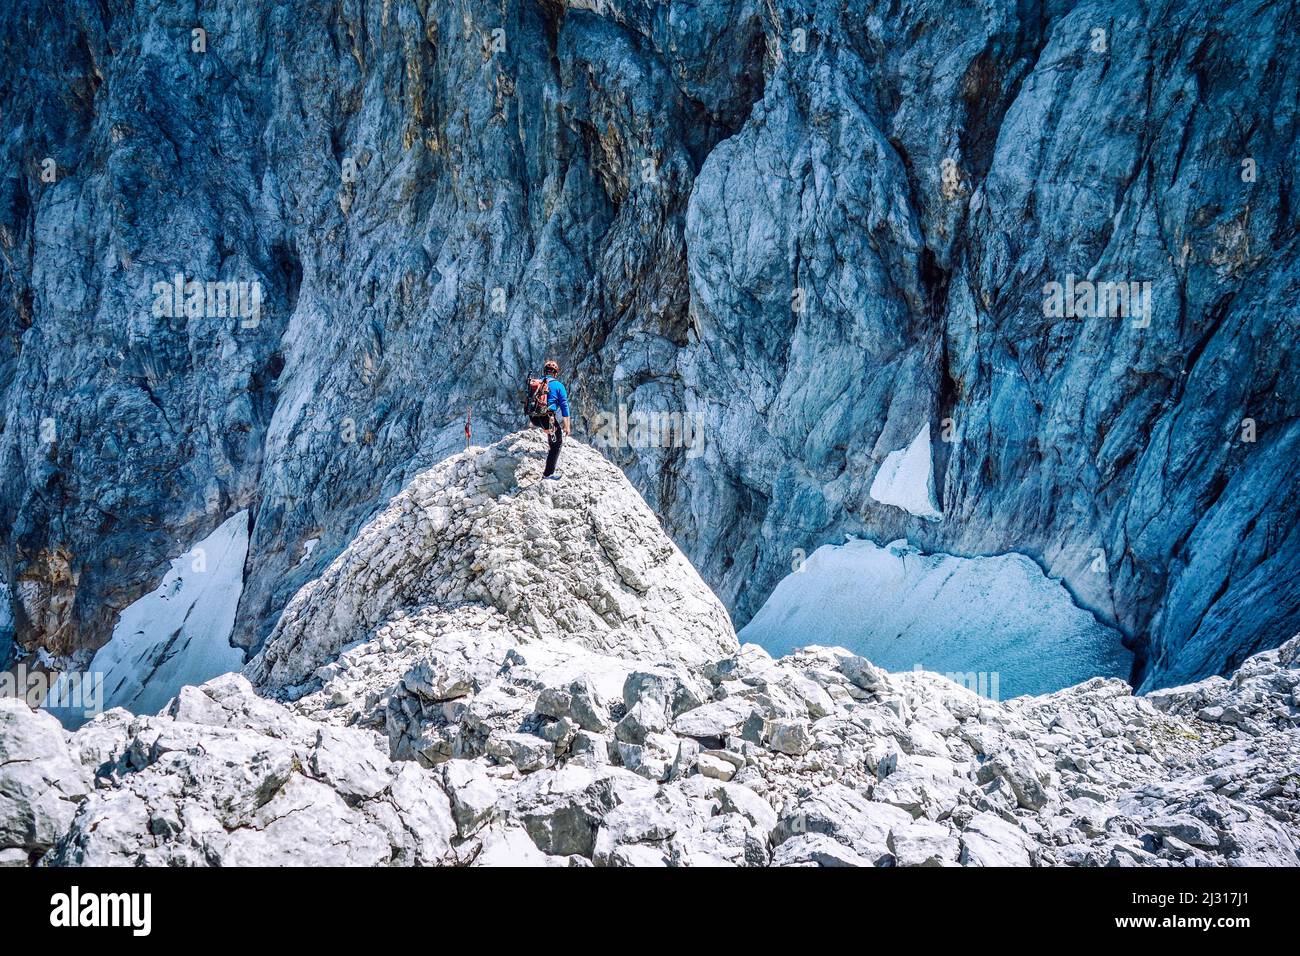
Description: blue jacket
546,379,570,418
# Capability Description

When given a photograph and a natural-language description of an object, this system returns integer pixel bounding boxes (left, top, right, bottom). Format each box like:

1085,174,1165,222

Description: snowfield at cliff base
740,537,1132,699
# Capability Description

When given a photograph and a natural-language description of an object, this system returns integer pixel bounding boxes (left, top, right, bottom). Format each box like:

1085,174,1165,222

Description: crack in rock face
1,431,1297,868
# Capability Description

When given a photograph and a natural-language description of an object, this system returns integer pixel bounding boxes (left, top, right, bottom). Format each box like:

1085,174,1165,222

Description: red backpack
523,375,551,418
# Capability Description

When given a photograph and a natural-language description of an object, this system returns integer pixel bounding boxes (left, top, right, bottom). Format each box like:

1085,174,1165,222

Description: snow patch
296,536,319,567
47,511,250,725
869,424,943,520
740,538,1130,698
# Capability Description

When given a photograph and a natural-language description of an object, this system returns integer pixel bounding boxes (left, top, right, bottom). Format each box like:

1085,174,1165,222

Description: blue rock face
0,0,1296,690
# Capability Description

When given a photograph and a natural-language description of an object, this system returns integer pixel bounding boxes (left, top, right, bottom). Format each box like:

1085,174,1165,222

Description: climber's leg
543,413,563,477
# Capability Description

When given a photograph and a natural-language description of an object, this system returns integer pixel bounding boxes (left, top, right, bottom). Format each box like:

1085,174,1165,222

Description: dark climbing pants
530,413,563,476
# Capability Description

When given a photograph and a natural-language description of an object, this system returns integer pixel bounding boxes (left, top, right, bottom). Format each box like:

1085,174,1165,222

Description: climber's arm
554,382,572,434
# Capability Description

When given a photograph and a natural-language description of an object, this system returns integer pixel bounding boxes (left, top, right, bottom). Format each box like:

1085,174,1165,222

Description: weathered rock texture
1,0,1298,689
248,430,737,693
2,431,1297,867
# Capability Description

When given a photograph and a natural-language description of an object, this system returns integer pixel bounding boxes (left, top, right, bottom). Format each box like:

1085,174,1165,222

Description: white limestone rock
959,812,1036,867
0,699,91,857
43,678,456,866
247,432,737,695
889,820,961,867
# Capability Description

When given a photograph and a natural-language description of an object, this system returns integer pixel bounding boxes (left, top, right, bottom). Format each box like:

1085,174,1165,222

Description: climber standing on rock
525,358,571,480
